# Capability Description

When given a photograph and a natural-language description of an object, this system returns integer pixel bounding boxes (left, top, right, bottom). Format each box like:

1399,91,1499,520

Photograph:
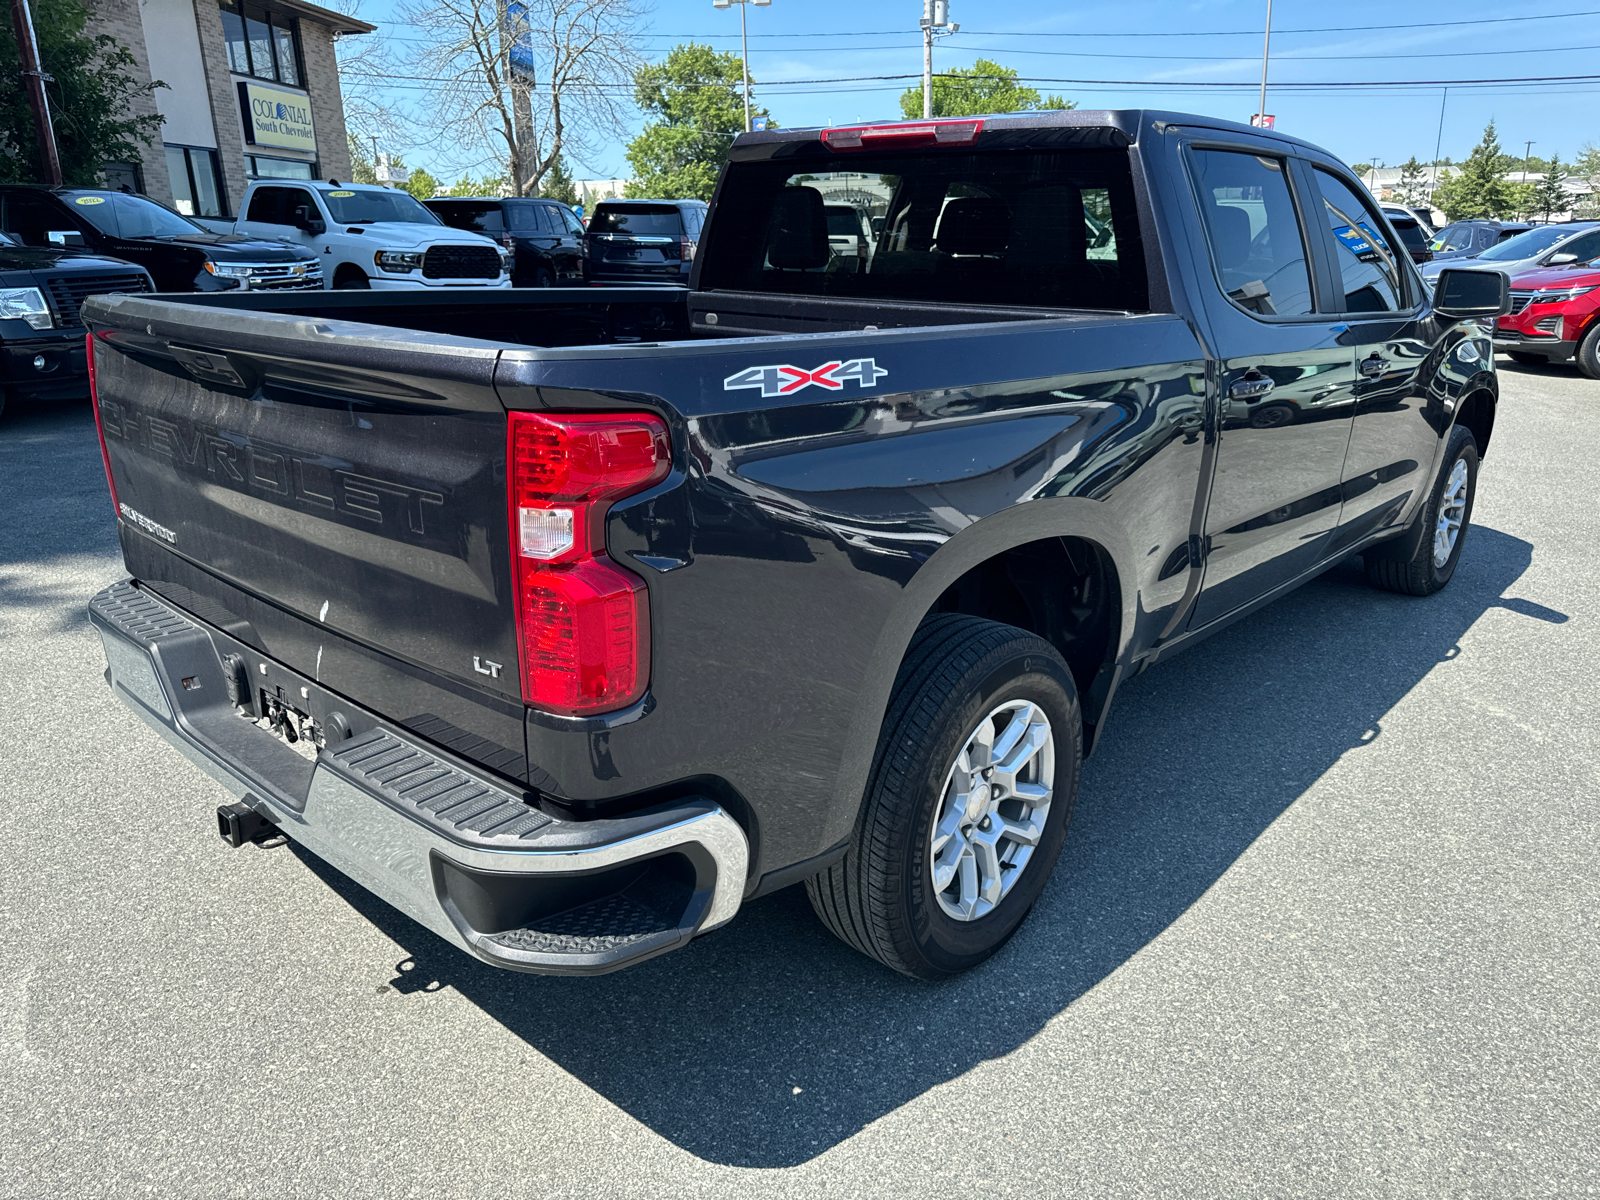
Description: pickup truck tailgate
85,298,523,749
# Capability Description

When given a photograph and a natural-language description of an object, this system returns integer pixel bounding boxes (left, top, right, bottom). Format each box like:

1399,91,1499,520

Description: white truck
198,180,510,291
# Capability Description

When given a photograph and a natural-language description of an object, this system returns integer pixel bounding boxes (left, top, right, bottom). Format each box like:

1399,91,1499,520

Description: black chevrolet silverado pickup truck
84,110,1508,979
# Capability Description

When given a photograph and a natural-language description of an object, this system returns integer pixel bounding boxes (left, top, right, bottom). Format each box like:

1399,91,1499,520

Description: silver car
1420,222,1600,283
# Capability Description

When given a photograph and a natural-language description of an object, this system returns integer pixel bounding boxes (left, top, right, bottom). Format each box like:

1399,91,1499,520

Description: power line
620,9,1600,38
343,67,1600,91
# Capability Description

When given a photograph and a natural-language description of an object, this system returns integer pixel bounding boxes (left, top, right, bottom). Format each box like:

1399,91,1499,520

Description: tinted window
1390,218,1428,254
432,202,503,234
322,188,440,225
1313,169,1403,313
700,149,1147,310
560,206,585,234
826,207,863,237
1556,229,1600,262
504,203,541,232
589,205,684,236
1190,149,1314,318
246,185,292,224
1440,225,1473,251
3,192,75,245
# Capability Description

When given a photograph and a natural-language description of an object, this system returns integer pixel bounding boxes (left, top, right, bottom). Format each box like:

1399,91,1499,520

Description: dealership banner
238,81,317,153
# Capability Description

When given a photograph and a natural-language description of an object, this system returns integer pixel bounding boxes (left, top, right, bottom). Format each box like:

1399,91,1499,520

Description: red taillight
821,119,983,153
87,331,119,517
680,235,695,262
502,232,514,250
507,410,670,715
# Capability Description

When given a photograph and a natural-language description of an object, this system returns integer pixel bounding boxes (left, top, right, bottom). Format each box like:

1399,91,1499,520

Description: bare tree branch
393,0,644,194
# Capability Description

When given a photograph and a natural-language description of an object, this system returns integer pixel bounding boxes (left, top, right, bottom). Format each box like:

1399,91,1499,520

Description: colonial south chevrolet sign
238,81,316,152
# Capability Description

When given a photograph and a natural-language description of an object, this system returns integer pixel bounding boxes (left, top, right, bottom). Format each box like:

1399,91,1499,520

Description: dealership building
86,0,372,217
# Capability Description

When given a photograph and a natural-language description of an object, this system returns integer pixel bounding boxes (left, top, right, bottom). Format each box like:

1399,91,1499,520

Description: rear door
1184,143,1359,627
538,203,585,281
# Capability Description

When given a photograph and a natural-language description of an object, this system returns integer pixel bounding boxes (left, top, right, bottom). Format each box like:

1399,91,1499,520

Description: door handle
1360,354,1390,377
1228,374,1274,401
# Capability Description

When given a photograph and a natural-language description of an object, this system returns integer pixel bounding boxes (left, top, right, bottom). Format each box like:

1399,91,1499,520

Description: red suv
1496,258,1600,378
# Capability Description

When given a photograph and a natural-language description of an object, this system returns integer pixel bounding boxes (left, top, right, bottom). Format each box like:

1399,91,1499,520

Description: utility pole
1432,87,1448,193
1368,157,1379,193
9,0,62,185
920,0,958,120
1255,0,1272,127
1522,140,1535,183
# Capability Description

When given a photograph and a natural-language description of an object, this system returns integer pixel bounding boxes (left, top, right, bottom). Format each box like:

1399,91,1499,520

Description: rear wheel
1576,324,1600,381
1506,351,1548,366
1364,424,1478,596
806,615,1081,979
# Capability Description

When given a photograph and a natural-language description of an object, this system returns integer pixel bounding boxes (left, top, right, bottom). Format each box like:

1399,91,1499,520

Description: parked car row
1493,251,1600,378
0,182,709,417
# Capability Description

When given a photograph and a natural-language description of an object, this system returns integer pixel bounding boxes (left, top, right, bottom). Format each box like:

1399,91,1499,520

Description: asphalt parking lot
1,360,1597,1199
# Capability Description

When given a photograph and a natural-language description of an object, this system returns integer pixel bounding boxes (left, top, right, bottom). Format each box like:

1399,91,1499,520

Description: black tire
334,271,371,290
1576,323,1600,381
806,615,1082,979
533,268,555,289
1363,424,1479,596
1506,351,1548,367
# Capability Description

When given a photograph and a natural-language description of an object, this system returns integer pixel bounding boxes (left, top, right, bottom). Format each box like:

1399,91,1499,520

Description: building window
101,161,145,193
220,0,302,86
166,145,226,217
246,155,316,181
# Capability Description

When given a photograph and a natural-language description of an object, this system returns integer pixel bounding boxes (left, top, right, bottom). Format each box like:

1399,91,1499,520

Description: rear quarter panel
498,314,1208,877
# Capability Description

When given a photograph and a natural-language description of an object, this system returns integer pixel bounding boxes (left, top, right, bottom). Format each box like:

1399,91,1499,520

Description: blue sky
347,0,1600,181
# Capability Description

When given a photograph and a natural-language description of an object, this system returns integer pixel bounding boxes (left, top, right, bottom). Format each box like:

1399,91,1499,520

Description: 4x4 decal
723,358,889,398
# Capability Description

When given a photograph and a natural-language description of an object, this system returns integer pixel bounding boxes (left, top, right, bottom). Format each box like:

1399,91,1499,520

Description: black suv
424,197,586,287
584,199,707,284
0,186,321,293
0,229,151,418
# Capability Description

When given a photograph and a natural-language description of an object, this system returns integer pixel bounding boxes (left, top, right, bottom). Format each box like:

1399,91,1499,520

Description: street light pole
1255,0,1272,127
9,0,62,185
714,0,769,134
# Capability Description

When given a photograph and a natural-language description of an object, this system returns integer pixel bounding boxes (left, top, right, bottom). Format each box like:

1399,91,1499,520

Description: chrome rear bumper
89,580,748,975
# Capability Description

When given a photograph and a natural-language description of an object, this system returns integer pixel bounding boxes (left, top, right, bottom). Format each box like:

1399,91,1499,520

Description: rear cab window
698,147,1147,310
589,205,685,236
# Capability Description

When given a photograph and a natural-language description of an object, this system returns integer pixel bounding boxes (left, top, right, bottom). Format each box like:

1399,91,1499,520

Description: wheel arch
835,499,1141,829
1455,383,1497,460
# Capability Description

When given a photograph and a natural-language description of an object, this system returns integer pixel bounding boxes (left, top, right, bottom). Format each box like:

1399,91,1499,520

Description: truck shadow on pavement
294,524,1546,1168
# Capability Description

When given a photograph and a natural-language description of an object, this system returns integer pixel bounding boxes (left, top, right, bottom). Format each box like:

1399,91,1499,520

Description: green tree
1395,157,1430,207
445,174,505,196
625,42,767,201
539,155,578,205
1533,155,1568,221
898,59,1073,119
1434,122,1515,221
0,0,165,185
1576,143,1600,219
402,167,439,200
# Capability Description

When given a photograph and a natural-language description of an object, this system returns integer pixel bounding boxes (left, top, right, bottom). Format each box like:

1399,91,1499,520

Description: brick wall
300,22,353,183
188,0,250,215
85,0,174,202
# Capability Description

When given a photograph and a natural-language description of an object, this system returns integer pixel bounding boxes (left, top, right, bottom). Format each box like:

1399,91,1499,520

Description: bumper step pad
325,731,552,847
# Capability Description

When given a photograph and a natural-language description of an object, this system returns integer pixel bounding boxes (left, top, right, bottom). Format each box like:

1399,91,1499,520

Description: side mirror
1547,252,1579,265
48,230,86,247
291,205,326,236
1433,268,1510,320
